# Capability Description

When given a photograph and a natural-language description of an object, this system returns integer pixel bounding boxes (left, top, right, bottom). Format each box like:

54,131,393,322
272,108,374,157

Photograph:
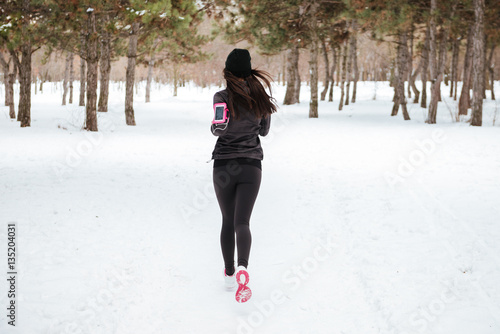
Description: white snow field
1,80,500,334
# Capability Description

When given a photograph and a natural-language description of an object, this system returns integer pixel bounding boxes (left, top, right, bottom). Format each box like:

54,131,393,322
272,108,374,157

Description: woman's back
210,88,270,161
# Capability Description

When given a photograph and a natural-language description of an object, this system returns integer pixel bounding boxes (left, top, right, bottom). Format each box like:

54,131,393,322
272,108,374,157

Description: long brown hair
223,68,278,120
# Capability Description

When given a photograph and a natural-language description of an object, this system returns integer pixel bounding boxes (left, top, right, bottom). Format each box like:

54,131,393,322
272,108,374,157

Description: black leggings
213,163,262,273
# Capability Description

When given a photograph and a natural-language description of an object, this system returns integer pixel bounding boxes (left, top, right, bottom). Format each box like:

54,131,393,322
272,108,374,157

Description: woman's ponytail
223,68,278,120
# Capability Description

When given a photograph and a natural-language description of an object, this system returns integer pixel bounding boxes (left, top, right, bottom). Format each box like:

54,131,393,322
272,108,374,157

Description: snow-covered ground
1,80,499,334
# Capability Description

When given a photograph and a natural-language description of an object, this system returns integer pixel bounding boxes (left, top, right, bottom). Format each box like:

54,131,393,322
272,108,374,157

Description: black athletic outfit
210,88,271,274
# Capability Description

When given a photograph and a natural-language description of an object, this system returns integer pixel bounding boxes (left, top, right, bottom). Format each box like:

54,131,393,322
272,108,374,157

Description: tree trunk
389,61,395,87
427,28,439,124
283,45,299,105
345,28,353,106
459,25,474,115
407,23,414,99
79,31,86,106
391,88,400,116
328,44,337,102
450,37,459,98
98,19,111,112
14,26,31,125
451,38,460,100
420,25,430,108
410,56,421,103
471,0,484,126
173,63,178,97
488,44,496,100
399,31,410,120
85,9,98,131
335,42,341,86
0,53,9,106
339,40,347,111
145,57,155,103
125,22,139,126
436,34,446,102
97,30,111,112
309,2,319,118
10,0,32,127
13,62,19,84
482,33,487,99
0,53,15,118
351,24,358,104
282,52,286,86
427,27,450,124
320,38,330,101
69,52,74,104
392,31,410,120
429,1,437,84
294,53,301,103
0,53,9,108
18,44,32,127
62,52,71,105
39,69,47,93
8,71,15,118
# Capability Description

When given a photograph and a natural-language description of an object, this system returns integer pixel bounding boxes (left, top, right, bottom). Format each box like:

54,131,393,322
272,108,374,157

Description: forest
0,0,499,129
1,2,500,333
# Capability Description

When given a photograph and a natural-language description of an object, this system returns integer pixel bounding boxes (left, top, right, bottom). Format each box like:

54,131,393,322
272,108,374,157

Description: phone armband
212,103,229,124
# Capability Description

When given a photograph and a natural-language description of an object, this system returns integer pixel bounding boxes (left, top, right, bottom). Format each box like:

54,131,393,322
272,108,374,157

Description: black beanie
225,48,252,78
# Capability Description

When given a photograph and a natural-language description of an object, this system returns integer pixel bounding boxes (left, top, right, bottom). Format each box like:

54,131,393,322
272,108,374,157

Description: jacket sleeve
259,114,271,136
210,92,230,137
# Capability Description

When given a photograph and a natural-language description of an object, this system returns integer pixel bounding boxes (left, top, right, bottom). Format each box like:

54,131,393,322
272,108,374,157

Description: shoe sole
235,270,252,303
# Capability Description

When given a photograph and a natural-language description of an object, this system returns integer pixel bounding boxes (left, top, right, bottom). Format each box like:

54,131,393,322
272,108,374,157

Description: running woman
210,49,277,303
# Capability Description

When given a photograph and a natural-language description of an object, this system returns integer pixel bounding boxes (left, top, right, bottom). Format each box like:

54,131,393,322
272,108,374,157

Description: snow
0,22,12,31
126,8,147,16
0,80,499,334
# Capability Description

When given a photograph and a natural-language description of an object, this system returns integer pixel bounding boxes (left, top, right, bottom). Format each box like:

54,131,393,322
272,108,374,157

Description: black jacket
210,89,271,160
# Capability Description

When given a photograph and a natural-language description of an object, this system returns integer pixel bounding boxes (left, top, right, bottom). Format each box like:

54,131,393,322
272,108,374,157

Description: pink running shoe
235,266,252,303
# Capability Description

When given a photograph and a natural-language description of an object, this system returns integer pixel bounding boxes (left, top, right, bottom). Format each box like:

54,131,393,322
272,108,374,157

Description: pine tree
85,8,99,131
352,0,424,120
213,1,307,105
48,0,119,127
212,0,343,117
426,0,457,124
0,0,55,127
98,14,113,112
483,0,500,102
121,0,207,125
